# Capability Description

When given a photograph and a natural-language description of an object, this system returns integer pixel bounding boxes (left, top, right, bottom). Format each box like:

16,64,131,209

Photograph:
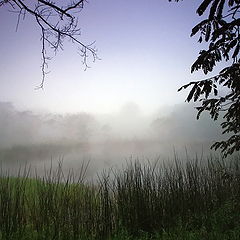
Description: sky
0,0,229,175
0,0,206,115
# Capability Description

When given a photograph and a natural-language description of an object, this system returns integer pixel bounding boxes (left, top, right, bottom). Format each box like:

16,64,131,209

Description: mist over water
0,101,222,179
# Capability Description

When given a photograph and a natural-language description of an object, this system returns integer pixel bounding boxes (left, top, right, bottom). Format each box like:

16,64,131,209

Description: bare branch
4,0,98,88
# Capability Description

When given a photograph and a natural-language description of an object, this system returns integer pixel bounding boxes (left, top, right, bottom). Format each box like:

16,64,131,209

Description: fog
0,101,223,178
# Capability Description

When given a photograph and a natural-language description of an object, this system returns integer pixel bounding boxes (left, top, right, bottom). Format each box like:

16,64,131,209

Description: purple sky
0,1,206,114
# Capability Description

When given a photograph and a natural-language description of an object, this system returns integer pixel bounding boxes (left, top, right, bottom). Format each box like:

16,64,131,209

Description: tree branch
5,0,98,88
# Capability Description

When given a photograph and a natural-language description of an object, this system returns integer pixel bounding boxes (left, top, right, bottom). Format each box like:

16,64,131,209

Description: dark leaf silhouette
217,0,225,18
232,44,239,59
179,0,240,157
197,0,213,16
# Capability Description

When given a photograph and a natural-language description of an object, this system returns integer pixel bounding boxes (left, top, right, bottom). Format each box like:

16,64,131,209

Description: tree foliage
174,0,240,157
0,0,98,88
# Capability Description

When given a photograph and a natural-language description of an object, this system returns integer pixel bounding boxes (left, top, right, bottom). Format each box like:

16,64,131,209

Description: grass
0,155,240,239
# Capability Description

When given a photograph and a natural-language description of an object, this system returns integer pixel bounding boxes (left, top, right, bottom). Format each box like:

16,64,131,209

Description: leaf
191,20,209,37
202,81,213,98
232,44,239,59
194,87,201,101
177,82,195,92
197,107,205,119
197,0,213,16
205,23,212,41
186,84,198,102
228,0,234,7
227,39,237,52
217,0,225,18
209,0,220,20
215,49,222,61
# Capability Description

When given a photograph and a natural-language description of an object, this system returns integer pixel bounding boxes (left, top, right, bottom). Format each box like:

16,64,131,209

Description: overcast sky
0,1,206,114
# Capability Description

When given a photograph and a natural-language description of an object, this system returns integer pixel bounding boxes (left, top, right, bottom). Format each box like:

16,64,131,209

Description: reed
0,155,240,239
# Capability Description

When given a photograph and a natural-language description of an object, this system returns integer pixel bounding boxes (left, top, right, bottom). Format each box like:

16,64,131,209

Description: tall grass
0,156,240,239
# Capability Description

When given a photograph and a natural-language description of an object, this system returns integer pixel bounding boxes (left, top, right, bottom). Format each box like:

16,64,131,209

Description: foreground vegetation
0,156,240,239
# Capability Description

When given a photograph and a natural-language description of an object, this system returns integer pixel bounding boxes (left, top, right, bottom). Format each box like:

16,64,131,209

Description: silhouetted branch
2,0,98,88
178,0,240,157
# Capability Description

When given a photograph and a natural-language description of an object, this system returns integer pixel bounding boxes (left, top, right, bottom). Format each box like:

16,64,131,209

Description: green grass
0,156,240,239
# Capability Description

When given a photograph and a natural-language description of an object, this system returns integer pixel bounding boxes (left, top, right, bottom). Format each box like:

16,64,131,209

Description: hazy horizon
0,1,228,178
0,100,224,178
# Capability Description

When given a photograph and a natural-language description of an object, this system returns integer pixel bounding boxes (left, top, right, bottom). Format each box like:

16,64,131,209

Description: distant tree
0,0,98,88
171,0,240,157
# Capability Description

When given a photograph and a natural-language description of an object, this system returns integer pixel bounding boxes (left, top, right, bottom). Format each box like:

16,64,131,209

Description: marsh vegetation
0,156,240,239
